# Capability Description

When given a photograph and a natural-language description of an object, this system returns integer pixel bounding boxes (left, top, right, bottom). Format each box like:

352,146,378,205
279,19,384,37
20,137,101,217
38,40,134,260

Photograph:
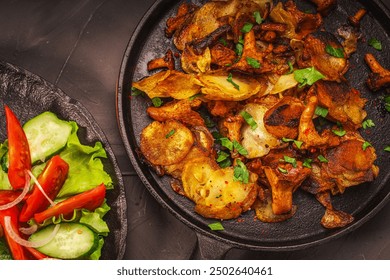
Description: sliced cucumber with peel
23,111,72,164
29,223,98,259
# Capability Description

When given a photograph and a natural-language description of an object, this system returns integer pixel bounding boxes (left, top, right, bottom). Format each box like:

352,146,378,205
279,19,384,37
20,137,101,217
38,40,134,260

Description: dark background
0,0,389,259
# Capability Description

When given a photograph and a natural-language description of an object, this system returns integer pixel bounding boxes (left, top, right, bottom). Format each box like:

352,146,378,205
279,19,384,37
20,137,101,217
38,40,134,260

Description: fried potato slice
132,70,202,99
182,157,258,219
140,120,194,166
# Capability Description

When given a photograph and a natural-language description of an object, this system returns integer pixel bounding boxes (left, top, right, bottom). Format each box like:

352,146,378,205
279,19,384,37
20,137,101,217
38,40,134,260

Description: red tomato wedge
19,155,69,222
34,183,106,224
5,105,31,190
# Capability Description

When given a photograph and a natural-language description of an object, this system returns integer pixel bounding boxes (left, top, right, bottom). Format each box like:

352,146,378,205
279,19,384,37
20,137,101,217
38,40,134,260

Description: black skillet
117,0,390,259
0,61,127,260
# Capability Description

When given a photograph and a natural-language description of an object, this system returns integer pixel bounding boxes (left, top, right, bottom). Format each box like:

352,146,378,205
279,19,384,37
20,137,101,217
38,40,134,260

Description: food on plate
132,0,386,228
0,107,113,259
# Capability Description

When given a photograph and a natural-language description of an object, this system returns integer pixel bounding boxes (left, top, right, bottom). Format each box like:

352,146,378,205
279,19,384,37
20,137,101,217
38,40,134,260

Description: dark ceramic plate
117,0,390,256
0,60,127,260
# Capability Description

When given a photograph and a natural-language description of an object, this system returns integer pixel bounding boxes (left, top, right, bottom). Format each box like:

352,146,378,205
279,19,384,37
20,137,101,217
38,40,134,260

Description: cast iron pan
0,61,127,260
117,0,390,258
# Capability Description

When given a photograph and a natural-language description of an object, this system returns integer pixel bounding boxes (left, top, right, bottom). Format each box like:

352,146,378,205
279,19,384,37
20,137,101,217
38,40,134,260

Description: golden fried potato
140,120,194,166
132,70,202,99
164,126,214,179
181,157,258,219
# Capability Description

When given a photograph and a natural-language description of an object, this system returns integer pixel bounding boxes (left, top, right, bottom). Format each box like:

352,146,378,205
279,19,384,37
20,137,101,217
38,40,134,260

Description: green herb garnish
246,57,261,69
362,141,372,151
233,140,248,156
332,128,346,137
315,106,329,118
283,155,297,168
278,167,288,174
240,111,258,130
151,97,163,107
165,129,175,138
216,151,232,168
303,158,313,169
325,45,345,58
254,11,263,24
131,87,145,96
234,159,250,184
220,137,233,151
189,93,202,101
362,119,375,129
241,22,253,33
282,137,304,149
227,73,240,90
294,67,325,87
384,146,390,152
368,38,382,51
208,222,224,231
219,38,228,46
318,155,328,163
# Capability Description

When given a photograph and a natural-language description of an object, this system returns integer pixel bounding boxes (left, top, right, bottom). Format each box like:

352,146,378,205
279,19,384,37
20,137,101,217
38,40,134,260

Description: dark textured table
0,0,389,260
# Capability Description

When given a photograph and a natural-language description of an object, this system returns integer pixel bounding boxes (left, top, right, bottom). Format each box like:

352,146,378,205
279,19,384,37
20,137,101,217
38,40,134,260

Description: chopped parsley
286,61,294,74
278,167,288,174
216,151,232,168
233,140,248,156
208,222,224,231
151,97,163,107
246,57,261,69
294,67,325,87
368,38,382,51
303,158,313,169
227,73,240,90
362,141,372,151
234,159,250,184
220,137,234,151
384,95,390,112
131,87,145,96
384,146,390,152
325,45,345,58
362,119,375,129
241,22,253,33
240,111,258,130
283,155,297,168
318,155,328,163
315,106,329,118
332,127,346,137
165,129,175,138
254,11,263,24
219,38,228,46
282,137,303,149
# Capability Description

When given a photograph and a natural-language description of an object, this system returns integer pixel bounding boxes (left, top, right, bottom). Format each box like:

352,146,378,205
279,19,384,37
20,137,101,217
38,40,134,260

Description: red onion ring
0,171,30,211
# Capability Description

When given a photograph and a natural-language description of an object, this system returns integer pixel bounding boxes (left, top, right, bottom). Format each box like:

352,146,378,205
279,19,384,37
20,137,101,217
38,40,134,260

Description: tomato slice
33,183,106,224
19,155,69,222
5,105,31,190
0,206,28,260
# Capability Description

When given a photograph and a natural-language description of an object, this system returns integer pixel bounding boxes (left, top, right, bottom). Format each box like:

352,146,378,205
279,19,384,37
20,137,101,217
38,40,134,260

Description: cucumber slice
29,223,98,259
23,112,72,163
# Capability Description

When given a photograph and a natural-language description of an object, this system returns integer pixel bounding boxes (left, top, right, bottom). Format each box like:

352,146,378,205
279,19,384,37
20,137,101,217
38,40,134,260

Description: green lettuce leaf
57,121,113,197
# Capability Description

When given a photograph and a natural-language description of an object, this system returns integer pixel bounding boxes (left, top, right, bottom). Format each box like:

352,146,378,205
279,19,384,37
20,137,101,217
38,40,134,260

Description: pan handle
191,232,232,259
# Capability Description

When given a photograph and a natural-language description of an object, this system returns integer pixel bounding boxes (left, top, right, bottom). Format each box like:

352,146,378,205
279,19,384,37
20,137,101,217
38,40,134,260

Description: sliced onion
4,216,60,248
0,171,31,211
19,224,38,235
26,170,56,207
